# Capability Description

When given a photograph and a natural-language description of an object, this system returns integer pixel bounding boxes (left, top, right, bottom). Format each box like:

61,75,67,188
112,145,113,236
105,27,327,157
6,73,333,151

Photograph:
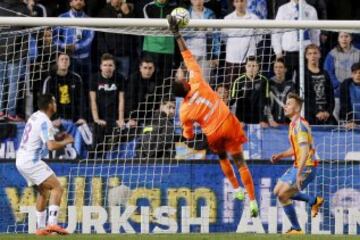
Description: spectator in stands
143,0,176,85
125,56,156,125
222,0,261,85
180,0,226,18
268,58,295,127
230,56,269,126
97,0,135,80
304,44,336,125
137,97,177,159
0,0,33,121
90,53,125,144
324,32,360,121
247,0,267,19
216,84,230,106
29,28,58,114
185,0,220,81
303,0,329,64
54,0,95,93
270,0,327,20
42,52,86,124
227,0,267,19
340,63,360,129
272,0,320,90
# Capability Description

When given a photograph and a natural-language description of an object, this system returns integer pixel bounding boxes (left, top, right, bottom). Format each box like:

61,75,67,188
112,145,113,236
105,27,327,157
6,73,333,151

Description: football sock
36,210,47,229
291,192,316,206
283,202,301,230
219,159,240,189
239,166,256,201
48,205,60,225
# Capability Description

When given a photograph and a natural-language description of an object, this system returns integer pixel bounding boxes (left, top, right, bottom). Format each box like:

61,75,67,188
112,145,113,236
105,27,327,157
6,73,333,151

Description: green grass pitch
0,234,360,240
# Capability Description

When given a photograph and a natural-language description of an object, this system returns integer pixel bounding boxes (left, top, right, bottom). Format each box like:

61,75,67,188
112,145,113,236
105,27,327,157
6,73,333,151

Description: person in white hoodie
222,0,261,85
271,0,320,90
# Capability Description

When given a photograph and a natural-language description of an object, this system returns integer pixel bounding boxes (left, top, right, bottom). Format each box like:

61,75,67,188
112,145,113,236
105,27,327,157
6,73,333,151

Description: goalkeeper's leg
232,152,259,217
218,153,244,201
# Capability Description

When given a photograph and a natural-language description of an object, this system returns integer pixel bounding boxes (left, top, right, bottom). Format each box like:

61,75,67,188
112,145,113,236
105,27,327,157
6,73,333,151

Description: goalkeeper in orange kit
167,15,259,217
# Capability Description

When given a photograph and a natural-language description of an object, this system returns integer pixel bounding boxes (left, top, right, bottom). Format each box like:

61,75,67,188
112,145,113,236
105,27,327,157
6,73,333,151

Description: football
171,7,190,28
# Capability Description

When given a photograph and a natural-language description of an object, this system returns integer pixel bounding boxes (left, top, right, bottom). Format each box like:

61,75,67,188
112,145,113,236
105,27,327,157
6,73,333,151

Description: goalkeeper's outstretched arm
168,14,202,87
167,15,187,52
175,34,187,52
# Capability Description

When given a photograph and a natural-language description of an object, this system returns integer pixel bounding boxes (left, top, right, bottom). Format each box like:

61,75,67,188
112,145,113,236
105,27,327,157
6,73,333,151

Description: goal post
0,17,360,29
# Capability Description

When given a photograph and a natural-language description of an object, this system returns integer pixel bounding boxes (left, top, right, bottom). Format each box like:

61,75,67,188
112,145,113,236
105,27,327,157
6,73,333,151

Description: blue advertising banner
0,122,359,161
1,160,360,234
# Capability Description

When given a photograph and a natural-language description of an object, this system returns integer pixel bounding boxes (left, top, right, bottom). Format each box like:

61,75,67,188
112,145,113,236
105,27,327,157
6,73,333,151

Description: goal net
312,106,360,235
1,19,359,235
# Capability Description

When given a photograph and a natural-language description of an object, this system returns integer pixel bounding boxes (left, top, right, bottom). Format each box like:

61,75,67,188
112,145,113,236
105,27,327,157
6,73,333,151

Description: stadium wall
1,160,360,234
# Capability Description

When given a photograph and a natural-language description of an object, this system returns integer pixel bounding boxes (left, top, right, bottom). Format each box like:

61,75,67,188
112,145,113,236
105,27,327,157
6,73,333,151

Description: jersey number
21,123,32,144
194,96,218,122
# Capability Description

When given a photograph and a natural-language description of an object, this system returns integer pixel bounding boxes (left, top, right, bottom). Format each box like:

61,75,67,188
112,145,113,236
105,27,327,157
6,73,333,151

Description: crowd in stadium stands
0,0,360,148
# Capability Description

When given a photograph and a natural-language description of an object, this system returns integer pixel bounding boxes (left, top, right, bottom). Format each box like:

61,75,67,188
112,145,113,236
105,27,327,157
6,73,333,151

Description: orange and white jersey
179,50,231,139
289,116,318,168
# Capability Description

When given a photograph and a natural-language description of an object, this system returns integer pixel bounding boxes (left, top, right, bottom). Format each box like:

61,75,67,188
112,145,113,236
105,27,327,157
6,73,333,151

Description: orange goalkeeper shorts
207,113,247,155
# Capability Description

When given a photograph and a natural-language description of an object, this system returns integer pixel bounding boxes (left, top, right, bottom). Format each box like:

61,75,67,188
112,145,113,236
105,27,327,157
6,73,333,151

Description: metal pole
0,17,359,29
299,0,305,117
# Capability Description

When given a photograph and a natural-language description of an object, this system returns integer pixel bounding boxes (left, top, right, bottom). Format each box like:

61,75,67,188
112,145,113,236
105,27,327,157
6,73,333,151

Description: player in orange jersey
167,15,259,217
271,93,324,234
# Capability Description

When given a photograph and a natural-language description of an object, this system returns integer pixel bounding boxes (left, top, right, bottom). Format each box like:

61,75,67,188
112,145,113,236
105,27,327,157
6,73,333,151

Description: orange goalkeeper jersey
179,50,231,139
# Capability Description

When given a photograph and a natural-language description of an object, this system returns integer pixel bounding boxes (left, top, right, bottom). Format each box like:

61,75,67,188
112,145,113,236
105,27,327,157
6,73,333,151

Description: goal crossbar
0,17,359,30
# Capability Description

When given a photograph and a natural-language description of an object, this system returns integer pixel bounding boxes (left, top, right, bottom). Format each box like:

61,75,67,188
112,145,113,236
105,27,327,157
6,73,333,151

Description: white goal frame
0,17,359,29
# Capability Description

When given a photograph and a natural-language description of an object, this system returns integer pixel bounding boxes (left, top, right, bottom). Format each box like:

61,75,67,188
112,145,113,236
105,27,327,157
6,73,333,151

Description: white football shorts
16,160,55,187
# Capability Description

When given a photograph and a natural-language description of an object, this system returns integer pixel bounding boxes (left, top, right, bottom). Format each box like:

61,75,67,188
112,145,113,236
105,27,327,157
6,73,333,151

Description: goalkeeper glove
167,15,179,35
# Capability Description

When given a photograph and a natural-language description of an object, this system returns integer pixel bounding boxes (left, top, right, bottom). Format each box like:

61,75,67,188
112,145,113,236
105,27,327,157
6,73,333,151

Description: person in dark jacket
42,52,86,124
97,0,135,79
340,62,360,129
304,44,336,125
125,56,156,124
230,56,270,127
268,58,295,127
137,97,177,159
